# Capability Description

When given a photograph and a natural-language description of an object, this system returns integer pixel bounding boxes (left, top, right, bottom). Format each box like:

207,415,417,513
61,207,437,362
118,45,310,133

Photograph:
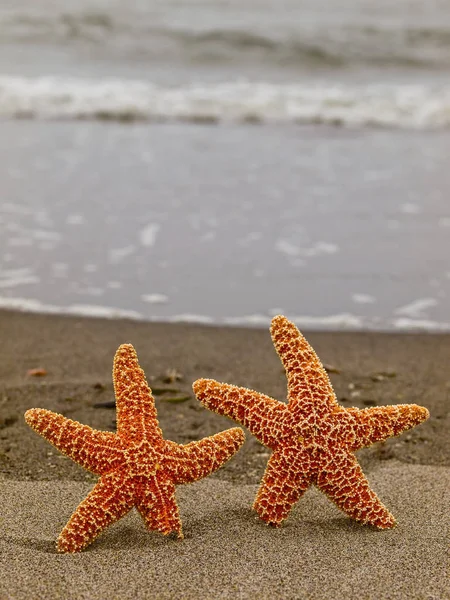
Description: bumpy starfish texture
193,315,429,529
25,344,244,552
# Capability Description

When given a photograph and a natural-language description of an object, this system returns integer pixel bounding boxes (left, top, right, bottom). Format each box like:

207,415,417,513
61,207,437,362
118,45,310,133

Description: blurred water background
0,0,449,330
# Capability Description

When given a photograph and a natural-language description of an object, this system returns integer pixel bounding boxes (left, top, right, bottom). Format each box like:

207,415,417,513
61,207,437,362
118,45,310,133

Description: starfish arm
270,315,336,409
316,449,396,529
193,378,288,448
253,448,311,525
57,470,135,552
135,476,183,538
24,408,123,475
164,428,245,485
113,344,163,444
347,404,430,450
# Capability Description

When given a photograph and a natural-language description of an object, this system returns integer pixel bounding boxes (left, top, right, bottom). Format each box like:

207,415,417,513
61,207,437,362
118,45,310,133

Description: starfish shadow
304,517,380,533
4,536,58,554
274,515,391,539
91,523,181,552
3,519,182,554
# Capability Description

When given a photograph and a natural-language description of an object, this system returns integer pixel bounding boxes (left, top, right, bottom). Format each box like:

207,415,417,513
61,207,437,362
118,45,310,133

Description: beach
0,309,448,599
1,0,450,597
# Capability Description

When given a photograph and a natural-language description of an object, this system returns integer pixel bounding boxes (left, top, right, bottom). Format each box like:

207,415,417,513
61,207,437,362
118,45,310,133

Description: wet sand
0,309,448,599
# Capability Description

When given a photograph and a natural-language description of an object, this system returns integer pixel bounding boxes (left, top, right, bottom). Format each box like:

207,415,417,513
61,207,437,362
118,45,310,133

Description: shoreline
2,296,450,334
0,308,448,598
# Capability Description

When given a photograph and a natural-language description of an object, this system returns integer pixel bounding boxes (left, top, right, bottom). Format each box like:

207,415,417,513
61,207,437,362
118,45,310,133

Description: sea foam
1,76,450,129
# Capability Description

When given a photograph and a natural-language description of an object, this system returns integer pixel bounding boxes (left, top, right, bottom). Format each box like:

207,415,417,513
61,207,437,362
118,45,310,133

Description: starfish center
124,443,161,477
292,422,317,448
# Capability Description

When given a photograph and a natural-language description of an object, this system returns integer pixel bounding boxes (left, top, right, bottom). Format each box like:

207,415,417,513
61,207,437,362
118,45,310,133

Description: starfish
25,344,244,552
193,315,429,529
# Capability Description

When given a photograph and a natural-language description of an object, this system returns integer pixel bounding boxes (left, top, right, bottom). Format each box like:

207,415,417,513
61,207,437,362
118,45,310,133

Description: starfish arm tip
191,378,226,409
270,314,287,326
113,342,162,442
372,514,397,529
114,343,137,361
416,405,430,422
192,378,211,395
24,408,122,475
270,315,287,339
395,403,430,425
24,408,60,434
57,540,78,554
349,402,431,449
222,426,246,453
24,407,43,426
229,427,246,445
57,528,91,553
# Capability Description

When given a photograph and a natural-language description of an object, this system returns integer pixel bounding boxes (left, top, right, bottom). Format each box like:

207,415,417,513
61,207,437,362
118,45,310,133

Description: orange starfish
193,315,429,529
25,344,244,552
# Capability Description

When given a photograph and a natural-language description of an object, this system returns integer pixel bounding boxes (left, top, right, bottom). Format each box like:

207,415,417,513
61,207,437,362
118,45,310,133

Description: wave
172,26,450,69
2,11,450,69
1,76,450,128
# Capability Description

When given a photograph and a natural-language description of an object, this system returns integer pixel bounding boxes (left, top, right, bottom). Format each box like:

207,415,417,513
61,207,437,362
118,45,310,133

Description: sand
0,309,449,599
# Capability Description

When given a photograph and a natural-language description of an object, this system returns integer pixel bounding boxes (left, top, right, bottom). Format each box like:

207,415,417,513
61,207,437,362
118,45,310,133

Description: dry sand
0,309,449,599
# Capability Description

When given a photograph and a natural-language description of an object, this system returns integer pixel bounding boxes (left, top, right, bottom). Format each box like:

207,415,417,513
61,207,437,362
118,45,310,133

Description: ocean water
0,0,449,330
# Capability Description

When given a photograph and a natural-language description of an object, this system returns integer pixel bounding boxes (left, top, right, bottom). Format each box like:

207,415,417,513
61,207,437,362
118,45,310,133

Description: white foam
0,296,61,313
1,296,449,332
0,275,40,289
166,314,215,324
276,240,339,259
66,214,85,225
139,223,160,247
108,245,136,263
224,314,271,326
141,293,169,305
291,313,365,329
438,217,450,227
200,231,216,242
392,317,450,332
0,268,40,289
352,293,376,304
65,304,142,319
2,76,450,129
240,232,263,246
304,242,339,257
400,203,421,214
224,313,365,329
275,240,301,257
395,298,438,318
32,229,61,242
0,296,142,320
